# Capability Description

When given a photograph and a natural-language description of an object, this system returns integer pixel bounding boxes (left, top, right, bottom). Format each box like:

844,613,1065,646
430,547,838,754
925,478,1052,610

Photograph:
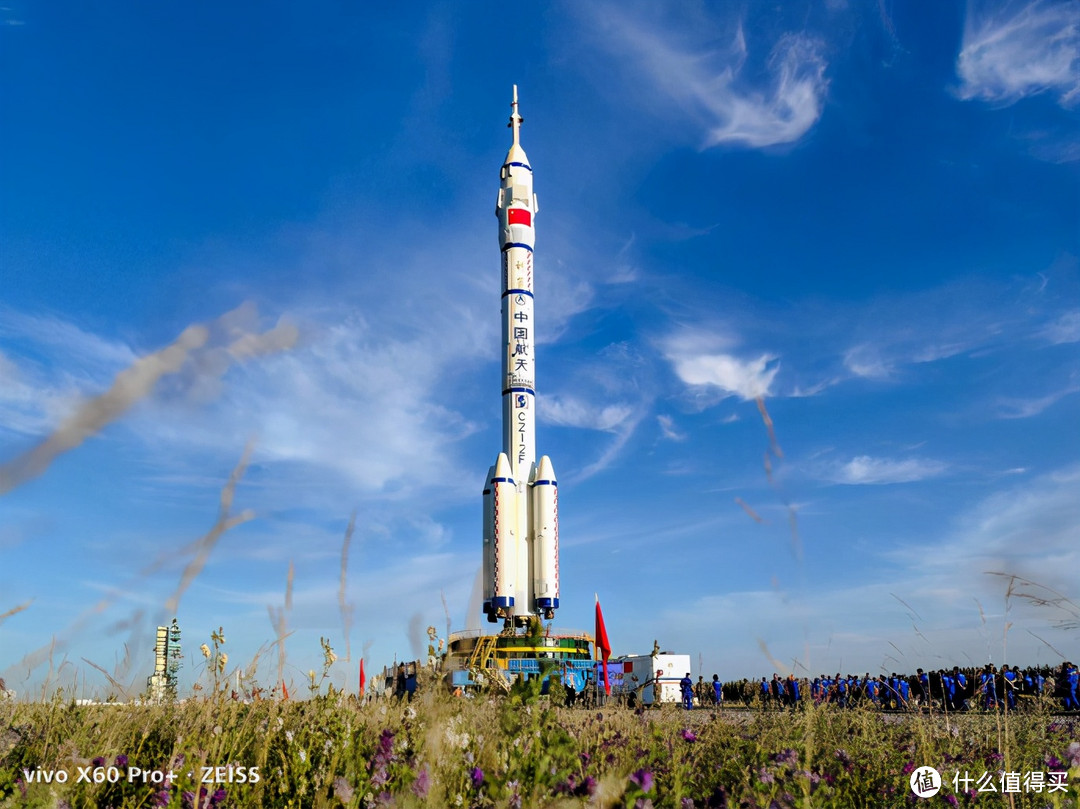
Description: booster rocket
482,87,560,625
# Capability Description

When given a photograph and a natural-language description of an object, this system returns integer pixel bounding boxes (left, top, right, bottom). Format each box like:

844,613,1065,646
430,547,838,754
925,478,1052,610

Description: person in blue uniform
866,676,881,706
953,667,969,710
941,670,956,711
1002,665,1018,710
1062,662,1079,711
760,677,770,707
680,672,694,711
712,674,723,709
898,676,911,708
786,674,801,709
772,674,786,708
979,665,997,710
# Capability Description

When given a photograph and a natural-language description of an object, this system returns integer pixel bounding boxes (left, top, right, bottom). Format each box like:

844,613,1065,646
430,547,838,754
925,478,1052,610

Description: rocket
482,87,560,625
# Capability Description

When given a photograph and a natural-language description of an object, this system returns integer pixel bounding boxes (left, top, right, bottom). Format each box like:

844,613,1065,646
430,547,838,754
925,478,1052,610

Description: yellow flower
200,644,211,659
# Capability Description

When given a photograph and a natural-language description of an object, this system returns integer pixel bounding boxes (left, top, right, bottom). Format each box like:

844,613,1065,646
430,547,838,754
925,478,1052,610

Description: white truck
612,652,693,706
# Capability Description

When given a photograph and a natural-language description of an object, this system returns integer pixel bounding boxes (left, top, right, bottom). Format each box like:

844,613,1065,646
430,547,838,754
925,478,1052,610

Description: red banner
595,595,612,695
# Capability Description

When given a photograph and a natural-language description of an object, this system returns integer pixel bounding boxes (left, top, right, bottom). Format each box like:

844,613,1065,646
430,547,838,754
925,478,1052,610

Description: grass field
3,674,1079,809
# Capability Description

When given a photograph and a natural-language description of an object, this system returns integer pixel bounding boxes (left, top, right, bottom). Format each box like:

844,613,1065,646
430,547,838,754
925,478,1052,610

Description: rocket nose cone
494,452,513,479
536,455,557,481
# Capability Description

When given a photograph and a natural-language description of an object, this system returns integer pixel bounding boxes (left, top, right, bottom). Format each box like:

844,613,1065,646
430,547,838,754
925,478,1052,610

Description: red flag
281,680,289,701
359,658,366,697
507,208,532,227
595,593,612,695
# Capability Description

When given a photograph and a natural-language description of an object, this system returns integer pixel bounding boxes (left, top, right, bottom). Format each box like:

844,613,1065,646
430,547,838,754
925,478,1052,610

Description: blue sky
1,0,1078,696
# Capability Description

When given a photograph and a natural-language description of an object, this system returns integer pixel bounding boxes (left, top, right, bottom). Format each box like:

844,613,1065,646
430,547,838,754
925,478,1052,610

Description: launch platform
443,629,597,692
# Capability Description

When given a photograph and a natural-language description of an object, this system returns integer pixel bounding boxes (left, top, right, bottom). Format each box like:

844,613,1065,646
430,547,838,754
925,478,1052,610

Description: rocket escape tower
482,86,560,629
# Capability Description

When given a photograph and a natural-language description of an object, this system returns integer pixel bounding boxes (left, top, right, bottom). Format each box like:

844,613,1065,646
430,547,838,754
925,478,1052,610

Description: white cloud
127,310,482,499
842,345,893,379
831,455,949,485
995,378,1080,418
656,414,686,441
706,32,830,148
956,0,1080,107
907,464,1080,608
1040,309,1080,343
542,395,634,432
672,352,779,399
660,328,780,402
0,311,141,438
586,5,829,148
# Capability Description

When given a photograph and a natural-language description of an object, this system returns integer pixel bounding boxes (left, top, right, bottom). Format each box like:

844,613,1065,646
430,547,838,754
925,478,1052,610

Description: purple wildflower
633,800,655,809
210,788,227,806
378,728,395,755
114,754,129,769
580,776,598,797
1046,755,1064,769
412,767,430,798
901,761,915,775
1067,742,1080,767
470,766,484,788
630,769,654,793
92,756,106,768
945,795,958,808
681,799,696,809
555,775,578,796
771,748,798,767
757,768,775,785
681,728,698,742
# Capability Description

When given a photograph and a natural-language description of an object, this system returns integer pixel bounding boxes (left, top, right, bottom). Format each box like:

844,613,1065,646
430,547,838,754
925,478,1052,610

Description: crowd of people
736,661,1080,712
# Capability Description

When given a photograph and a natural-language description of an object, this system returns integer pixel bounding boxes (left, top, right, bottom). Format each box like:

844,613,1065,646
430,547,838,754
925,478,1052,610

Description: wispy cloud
842,345,893,380
656,414,686,442
1040,309,1080,343
911,463,1080,598
829,455,949,485
583,4,829,148
995,377,1080,418
543,396,634,432
956,0,1080,107
0,306,297,496
0,311,140,437
543,342,655,479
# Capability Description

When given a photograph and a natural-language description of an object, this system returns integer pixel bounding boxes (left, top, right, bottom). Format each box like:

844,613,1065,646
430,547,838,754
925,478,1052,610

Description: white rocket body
482,87,560,624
